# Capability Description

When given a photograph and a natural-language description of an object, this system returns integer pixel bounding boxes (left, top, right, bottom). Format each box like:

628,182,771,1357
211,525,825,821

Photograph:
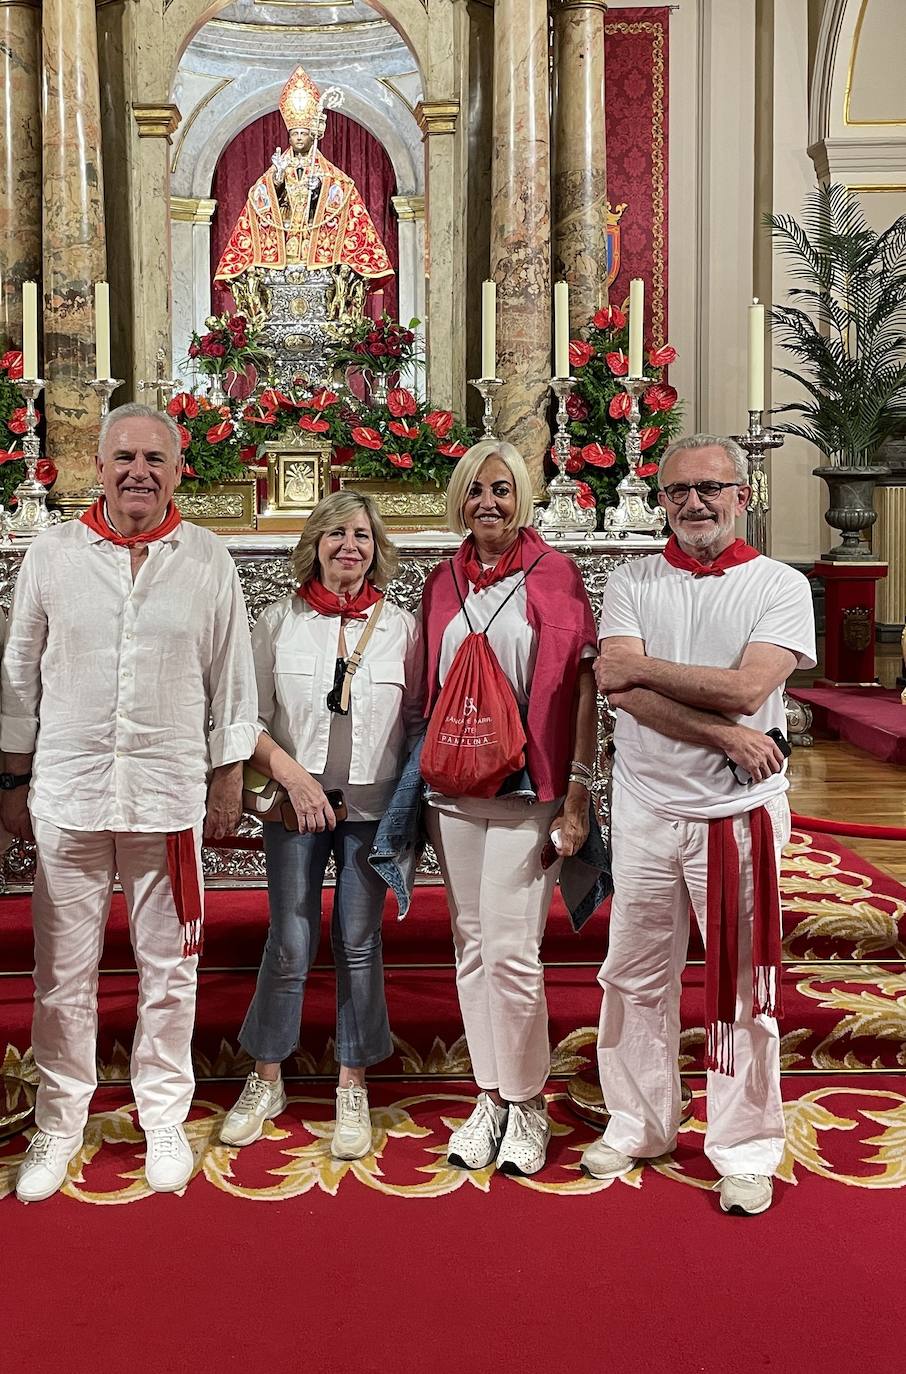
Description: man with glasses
583,433,816,1215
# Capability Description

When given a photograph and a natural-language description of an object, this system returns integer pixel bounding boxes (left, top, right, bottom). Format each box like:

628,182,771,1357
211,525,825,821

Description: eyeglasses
326,657,349,715
661,481,744,506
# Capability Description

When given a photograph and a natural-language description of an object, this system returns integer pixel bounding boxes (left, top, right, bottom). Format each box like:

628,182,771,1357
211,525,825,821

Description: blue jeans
239,821,393,1069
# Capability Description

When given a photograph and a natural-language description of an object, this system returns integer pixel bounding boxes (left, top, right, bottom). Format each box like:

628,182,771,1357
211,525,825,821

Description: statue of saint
214,66,393,295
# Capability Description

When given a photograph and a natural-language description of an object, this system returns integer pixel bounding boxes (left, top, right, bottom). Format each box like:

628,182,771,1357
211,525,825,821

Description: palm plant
768,182,906,467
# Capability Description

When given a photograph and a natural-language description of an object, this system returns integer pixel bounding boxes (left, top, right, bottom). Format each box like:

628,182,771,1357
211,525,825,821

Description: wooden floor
787,738,906,882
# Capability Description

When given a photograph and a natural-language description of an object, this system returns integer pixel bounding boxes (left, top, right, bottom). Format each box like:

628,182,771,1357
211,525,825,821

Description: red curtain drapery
210,109,399,320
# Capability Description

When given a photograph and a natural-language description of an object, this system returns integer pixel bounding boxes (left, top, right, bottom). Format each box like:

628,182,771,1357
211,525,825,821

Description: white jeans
597,785,790,1177
30,819,201,1136
426,797,561,1102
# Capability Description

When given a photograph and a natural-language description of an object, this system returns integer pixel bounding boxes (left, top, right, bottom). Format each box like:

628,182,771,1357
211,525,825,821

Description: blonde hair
290,490,399,587
445,439,535,536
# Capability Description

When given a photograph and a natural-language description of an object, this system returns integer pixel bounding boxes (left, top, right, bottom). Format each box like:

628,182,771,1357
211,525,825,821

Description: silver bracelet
569,759,593,781
568,772,592,790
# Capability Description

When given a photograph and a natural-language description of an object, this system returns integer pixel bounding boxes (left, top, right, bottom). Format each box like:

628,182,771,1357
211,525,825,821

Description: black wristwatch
0,772,31,790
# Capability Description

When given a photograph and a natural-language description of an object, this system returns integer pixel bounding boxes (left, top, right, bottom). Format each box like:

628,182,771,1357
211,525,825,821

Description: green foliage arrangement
165,391,246,487
768,182,906,466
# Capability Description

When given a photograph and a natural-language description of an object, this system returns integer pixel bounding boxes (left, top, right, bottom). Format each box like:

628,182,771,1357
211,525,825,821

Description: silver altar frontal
0,531,665,890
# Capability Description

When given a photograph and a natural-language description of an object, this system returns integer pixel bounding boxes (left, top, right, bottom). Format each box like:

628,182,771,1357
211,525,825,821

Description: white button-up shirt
253,595,423,794
0,519,259,832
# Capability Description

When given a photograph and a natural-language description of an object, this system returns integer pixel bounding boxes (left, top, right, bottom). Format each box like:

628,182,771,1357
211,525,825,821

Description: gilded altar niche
213,66,394,387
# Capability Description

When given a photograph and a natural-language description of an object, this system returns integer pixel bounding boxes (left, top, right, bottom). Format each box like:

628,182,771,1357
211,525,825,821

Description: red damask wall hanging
605,6,670,348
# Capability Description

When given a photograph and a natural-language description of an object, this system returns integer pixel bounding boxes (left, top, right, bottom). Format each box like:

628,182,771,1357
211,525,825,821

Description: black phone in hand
726,727,791,786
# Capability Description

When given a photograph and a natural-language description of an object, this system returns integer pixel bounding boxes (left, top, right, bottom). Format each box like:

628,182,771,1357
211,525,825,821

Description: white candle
554,280,570,378
481,279,496,379
628,278,644,378
95,281,111,381
748,296,765,413
22,280,38,380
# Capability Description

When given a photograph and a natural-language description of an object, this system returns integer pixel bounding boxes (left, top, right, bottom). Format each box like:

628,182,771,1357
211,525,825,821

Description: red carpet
789,686,906,764
2,1077,903,1374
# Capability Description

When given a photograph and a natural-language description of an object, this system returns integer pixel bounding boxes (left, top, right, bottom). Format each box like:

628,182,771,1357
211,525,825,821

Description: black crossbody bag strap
449,552,548,636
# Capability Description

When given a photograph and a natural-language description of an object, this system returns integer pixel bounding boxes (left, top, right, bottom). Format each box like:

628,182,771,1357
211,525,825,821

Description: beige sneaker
16,1130,83,1203
221,1072,287,1147
718,1173,773,1216
145,1124,194,1193
331,1084,372,1160
580,1136,638,1179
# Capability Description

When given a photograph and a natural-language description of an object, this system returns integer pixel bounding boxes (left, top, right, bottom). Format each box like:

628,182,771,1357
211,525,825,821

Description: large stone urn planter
813,464,890,560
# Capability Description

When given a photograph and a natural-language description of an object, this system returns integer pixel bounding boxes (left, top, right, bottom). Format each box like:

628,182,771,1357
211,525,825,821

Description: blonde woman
221,492,422,1159
420,440,598,1176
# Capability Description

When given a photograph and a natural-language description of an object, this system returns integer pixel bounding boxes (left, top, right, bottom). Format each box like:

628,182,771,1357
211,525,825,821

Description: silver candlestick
534,376,596,538
138,347,179,410
603,375,665,537
90,376,125,420
730,410,784,554
6,378,60,536
468,376,504,437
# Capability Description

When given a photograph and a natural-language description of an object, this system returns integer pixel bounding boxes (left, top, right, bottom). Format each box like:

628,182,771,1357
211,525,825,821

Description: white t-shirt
598,553,817,820
438,572,535,707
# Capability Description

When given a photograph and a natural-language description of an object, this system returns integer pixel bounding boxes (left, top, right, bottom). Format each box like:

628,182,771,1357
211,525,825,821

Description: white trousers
426,798,561,1102
31,819,201,1136
597,785,790,1177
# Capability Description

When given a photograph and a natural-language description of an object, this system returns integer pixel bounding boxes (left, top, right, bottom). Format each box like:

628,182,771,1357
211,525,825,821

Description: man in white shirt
584,434,816,1215
1,403,259,1202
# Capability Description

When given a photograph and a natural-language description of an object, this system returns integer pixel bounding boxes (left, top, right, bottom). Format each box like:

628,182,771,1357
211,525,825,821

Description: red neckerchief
663,534,759,577
80,497,182,548
704,807,783,1076
297,577,383,620
460,530,525,590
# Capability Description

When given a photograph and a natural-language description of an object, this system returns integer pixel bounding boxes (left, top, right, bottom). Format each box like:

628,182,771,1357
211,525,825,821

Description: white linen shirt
0,519,259,832
253,594,422,794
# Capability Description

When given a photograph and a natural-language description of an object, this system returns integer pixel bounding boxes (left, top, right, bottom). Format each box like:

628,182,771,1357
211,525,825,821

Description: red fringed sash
704,806,783,1075
166,831,204,958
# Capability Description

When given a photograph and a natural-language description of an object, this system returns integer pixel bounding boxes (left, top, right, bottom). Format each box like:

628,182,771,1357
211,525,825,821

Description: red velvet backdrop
605,7,670,348
210,110,399,319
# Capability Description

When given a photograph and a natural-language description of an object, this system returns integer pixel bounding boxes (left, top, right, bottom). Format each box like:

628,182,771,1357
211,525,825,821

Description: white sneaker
145,1124,194,1193
581,1136,637,1179
331,1084,372,1160
220,1072,287,1147
496,1098,551,1177
447,1092,508,1170
718,1173,773,1216
15,1129,83,1203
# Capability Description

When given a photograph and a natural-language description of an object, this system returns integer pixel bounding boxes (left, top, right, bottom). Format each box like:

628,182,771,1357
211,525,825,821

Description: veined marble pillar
416,100,465,412
0,0,42,352
170,196,216,386
131,103,180,397
392,194,426,399
490,0,552,488
552,0,608,329
42,0,107,495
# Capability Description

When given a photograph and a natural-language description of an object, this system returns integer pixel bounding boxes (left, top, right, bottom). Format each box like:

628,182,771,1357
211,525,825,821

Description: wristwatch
0,772,31,790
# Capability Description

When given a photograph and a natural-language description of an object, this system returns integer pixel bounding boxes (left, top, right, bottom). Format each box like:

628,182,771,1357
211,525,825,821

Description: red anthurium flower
167,392,200,419
333,446,354,464
425,409,454,438
0,350,24,379
7,407,30,435
608,392,632,420
438,441,468,458
569,339,595,369
592,306,626,331
0,448,25,464
35,459,57,486
605,350,629,376
299,416,330,434
387,387,418,418
206,419,234,443
636,462,659,478
351,426,382,450
388,419,420,439
642,382,678,413
259,387,294,411
177,424,191,452
638,425,662,451
388,452,414,469
242,404,275,425
565,447,584,474
575,481,596,510
307,388,339,411
183,463,198,477
239,445,257,462
566,393,589,421
648,344,677,368
582,443,617,468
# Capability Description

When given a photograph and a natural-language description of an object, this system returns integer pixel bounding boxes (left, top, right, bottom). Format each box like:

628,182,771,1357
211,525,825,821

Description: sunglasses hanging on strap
327,596,386,715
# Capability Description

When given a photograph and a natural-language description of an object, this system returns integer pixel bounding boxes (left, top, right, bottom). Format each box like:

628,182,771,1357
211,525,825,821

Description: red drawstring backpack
421,556,546,798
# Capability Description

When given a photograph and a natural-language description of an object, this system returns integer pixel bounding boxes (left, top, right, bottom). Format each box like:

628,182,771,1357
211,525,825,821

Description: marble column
490,0,552,488
131,103,181,399
416,100,466,412
391,194,426,399
0,0,42,352
42,0,108,496
552,0,608,329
